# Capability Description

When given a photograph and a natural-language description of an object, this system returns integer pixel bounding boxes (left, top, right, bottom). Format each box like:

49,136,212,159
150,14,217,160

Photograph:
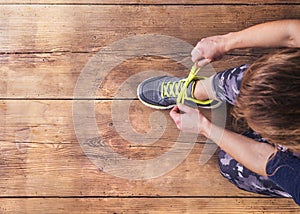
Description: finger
169,105,180,120
172,105,180,113
170,106,182,130
191,48,203,62
177,104,193,113
197,58,211,67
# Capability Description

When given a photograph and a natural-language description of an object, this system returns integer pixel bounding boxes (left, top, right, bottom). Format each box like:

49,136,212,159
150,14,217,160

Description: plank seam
0,98,139,100
0,52,262,58
0,3,300,6
0,196,276,199
0,51,90,55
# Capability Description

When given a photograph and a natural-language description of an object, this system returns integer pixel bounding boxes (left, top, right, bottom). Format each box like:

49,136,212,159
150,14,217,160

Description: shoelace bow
176,64,201,104
161,64,202,104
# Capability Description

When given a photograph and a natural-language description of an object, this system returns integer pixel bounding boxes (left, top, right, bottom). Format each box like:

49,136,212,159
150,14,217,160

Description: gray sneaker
137,75,221,109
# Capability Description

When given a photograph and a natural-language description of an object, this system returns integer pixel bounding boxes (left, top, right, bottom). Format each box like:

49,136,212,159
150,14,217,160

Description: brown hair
232,48,300,149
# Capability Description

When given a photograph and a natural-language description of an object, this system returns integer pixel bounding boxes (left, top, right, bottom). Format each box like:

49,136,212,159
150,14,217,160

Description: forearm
201,119,275,176
223,19,300,51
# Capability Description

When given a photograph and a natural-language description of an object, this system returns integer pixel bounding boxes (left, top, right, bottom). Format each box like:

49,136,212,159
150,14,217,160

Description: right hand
191,35,228,66
169,104,210,135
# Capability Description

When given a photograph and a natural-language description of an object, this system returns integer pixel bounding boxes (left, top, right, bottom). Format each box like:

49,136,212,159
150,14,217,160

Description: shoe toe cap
138,77,163,104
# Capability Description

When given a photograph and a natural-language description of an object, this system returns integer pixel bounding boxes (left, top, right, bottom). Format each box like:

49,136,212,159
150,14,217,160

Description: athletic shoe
137,75,220,109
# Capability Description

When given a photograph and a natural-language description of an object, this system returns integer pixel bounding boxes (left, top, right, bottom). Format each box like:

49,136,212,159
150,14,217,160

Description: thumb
197,58,211,67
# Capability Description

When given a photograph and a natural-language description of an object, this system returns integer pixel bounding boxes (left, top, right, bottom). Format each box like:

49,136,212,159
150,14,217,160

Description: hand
191,35,227,66
169,104,209,134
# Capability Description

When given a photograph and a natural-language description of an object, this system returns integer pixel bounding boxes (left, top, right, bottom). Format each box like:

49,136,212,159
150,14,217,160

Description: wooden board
0,5,299,53
0,54,257,98
0,100,247,196
0,0,299,4
0,197,300,214
0,198,299,214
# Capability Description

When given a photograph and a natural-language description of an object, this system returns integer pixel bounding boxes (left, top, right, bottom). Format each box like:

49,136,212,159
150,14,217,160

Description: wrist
199,117,212,137
223,32,239,52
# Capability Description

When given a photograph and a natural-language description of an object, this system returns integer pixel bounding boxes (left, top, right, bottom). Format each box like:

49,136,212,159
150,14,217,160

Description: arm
225,19,300,50
192,19,300,66
201,117,275,176
170,104,275,176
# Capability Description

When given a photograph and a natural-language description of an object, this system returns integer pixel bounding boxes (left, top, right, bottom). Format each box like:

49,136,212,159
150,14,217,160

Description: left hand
169,104,207,134
191,35,227,66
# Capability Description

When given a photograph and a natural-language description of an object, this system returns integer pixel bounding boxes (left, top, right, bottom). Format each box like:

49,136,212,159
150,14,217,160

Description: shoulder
267,149,300,206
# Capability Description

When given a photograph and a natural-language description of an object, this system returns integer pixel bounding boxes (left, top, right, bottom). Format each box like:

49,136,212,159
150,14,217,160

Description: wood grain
0,100,246,196
0,53,258,98
1,1,299,212
0,0,299,4
0,5,299,53
0,198,299,214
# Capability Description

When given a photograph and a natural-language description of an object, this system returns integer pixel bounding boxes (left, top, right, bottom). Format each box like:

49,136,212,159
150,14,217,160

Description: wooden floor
0,0,300,213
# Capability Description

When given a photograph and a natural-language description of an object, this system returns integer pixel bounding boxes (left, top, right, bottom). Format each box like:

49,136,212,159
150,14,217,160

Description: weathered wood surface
0,198,299,214
1,5,300,53
0,100,243,196
0,54,257,98
1,0,299,4
1,0,299,212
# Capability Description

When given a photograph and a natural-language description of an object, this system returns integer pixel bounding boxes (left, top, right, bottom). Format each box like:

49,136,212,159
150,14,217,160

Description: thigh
218,130,292,197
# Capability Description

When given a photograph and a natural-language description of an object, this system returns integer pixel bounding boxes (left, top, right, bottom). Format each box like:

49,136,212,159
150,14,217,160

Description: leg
218,130,291,197
194,64,249,105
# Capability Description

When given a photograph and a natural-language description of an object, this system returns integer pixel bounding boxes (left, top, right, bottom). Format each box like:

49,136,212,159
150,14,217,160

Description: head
232,48,300,149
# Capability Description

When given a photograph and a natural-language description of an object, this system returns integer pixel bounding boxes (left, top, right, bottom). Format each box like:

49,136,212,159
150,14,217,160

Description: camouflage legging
213,65,291,197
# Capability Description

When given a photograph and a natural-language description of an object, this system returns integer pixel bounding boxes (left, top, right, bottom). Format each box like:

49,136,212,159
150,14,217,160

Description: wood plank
0,0,299,4
0,53,258,98
0,100,251,196
0,198,299,213
0,5,299,53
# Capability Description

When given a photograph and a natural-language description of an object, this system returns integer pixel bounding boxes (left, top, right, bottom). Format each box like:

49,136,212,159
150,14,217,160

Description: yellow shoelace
176,64,201,104
161,64,213,106
161,79,186,98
